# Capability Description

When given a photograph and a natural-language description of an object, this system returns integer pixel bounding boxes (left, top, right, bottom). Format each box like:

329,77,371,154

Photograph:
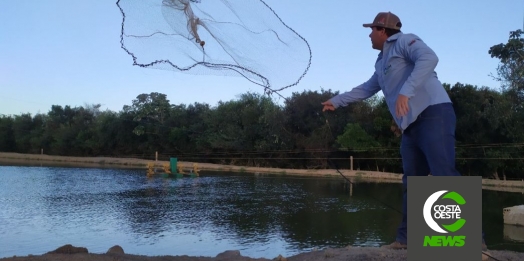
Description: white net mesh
116,0,312,94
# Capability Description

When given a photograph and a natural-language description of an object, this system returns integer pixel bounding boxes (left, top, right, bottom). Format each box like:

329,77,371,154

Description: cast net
116,0,312,95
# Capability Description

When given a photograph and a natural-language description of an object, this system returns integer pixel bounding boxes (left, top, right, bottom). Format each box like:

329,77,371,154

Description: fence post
155,151,158,161
41,148,43,155
350,156,353,171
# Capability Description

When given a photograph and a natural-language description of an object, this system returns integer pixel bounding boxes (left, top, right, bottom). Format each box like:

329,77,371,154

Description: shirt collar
376,32,403,60
386,32,403,42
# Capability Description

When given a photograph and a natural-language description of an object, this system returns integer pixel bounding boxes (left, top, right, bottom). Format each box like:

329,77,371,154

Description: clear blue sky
0,0,522,116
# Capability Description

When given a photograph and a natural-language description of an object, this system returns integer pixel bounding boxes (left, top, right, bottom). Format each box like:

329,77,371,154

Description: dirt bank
1,244,522,261
1,152,523,193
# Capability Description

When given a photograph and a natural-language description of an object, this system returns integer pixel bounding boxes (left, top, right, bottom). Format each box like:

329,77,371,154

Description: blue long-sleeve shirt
329,32,451,132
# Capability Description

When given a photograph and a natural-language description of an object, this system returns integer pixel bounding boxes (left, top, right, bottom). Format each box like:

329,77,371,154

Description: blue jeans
395,103,485,245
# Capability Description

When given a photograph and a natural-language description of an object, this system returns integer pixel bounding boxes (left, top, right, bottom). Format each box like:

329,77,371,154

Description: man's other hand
321,100,335,112
395,94,410,118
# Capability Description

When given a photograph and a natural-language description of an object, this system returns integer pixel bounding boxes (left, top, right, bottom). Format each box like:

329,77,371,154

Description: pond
0,165,523,258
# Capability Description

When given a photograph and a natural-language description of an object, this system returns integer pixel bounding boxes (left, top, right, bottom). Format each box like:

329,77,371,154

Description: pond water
0,165,523,258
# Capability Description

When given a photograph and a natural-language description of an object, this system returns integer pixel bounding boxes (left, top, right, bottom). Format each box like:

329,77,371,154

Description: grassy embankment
1,152,523,193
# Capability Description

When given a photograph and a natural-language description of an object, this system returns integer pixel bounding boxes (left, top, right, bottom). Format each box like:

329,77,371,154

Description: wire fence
53,148,522,181
15,141,524,181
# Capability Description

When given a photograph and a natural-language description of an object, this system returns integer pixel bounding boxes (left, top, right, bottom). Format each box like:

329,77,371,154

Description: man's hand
395,94,409,118
321,100,335,112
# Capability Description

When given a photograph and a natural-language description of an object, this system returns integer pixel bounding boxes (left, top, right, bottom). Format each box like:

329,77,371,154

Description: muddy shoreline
1,243,523,261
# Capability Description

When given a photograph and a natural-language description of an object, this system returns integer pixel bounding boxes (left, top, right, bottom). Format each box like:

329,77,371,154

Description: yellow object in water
146,162,155,177
163,163,171,174
193,163,200,176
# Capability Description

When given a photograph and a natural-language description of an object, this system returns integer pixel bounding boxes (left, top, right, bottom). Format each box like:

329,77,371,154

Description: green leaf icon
442,191,465,205
442,219,466,233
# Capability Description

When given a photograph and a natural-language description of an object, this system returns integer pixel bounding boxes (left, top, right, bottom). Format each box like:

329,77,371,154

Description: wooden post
155,151,158,161
41,148,43,155
350,156,353,171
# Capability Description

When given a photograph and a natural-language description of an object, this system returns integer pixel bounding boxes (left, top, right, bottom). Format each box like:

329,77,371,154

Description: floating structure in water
504,205,524,226
146,157,199,178
503,205,524,242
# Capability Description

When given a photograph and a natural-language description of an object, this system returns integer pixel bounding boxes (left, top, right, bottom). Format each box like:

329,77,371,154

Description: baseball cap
363,12,402,30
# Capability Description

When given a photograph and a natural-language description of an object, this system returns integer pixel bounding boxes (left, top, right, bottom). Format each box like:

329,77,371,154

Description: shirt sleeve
330,72,381,108
398,35,439,98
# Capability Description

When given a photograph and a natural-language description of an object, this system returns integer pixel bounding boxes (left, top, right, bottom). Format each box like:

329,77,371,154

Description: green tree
29,113,48,154
336,123,379,150
185,102,212,153
124,92,171,136
123,92,172,155
12,113,35,153
283,89,342,169
0,115,16,152
199,93,281,166
448,83,520,178
489,29,524,94
487,30,524,179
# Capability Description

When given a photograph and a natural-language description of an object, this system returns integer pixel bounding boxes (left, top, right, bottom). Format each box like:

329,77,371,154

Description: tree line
1,30,523,180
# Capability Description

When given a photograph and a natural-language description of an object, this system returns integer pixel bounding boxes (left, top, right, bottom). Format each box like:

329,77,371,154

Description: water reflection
0,166,523,259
